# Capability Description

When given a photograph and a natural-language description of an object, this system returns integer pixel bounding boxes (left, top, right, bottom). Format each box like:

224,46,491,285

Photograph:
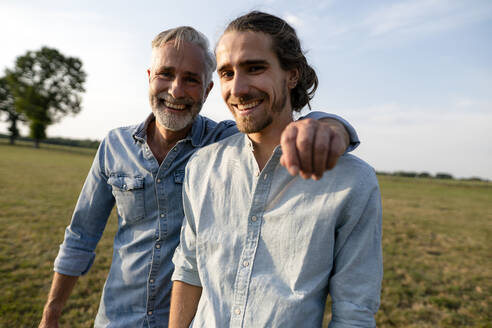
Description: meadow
0,141,490,327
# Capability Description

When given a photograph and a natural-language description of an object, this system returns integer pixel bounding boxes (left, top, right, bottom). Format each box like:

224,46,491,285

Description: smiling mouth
233,99,263,113
164,101,187,111
157,96,190,111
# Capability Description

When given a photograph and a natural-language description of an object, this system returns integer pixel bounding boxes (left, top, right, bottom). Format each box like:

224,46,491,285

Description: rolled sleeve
171,216,201,287
328,172,383,327
53,138,115,276
302,111,360,152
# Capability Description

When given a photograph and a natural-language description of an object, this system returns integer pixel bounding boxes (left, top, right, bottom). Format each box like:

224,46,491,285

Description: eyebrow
158,66,202,79
217,59,269,73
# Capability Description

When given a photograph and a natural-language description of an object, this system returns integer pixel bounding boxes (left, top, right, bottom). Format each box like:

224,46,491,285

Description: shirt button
148,311,153,315
243,260,249,267
155,244,161,249
157,179,161,183
263,174,268,180
122,184,127,188
251,216,257,222
234,308,241,315
160,213,164,218
255,171,260,177
149,279,154,283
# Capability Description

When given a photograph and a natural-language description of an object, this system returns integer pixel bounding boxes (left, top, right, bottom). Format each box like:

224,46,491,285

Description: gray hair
152,26,216,85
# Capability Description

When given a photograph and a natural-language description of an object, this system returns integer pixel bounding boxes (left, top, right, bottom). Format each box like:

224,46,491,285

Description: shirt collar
243,134,283,163
132,113,154,143
132,113,206,148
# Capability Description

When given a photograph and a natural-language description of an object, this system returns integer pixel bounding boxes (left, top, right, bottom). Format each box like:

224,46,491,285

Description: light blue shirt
172,133,382,328
53,112,360,328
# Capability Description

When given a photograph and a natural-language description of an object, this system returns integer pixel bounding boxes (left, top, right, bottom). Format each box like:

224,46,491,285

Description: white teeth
164,101,186,110
237,100,260,110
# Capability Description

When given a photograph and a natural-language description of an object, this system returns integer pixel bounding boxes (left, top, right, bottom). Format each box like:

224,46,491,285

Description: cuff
54,244,95,276
171,268,202,287
328,301,376,328
301,111,360,152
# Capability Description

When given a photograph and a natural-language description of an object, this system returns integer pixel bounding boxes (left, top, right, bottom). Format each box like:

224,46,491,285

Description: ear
147,68,151,83
204,81,214,100
287,68,299,89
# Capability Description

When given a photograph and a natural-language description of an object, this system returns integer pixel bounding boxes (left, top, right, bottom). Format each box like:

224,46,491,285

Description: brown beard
233,81,288,133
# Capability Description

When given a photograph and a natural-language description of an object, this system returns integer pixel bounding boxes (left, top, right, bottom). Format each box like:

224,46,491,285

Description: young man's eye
249,66,265,73
219,71,234,79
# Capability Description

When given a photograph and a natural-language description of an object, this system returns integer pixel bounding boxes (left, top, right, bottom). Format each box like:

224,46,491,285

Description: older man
39,26,359,328
170,12,382,328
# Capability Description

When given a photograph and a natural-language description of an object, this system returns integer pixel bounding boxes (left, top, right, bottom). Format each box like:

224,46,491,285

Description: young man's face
216,31,296,134
147,41,212,132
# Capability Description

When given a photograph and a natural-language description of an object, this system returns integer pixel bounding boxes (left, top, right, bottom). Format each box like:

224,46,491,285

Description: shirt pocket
174,169,185,184
108,175,145,224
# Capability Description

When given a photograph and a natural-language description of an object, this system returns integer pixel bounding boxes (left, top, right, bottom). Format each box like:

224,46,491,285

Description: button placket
231,155,278,327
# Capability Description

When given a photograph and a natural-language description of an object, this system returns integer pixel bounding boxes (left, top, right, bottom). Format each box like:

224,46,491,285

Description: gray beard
149,92,203,131
152,106,196,131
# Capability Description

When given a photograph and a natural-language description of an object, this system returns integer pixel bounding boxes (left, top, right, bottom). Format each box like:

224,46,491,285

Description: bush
435,173,454,180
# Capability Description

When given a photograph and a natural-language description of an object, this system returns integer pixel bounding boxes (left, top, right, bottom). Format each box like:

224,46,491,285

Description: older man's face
148,41,212,131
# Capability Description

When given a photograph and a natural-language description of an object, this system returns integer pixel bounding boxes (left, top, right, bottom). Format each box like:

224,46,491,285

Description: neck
147,119,191,164
248,111,293,171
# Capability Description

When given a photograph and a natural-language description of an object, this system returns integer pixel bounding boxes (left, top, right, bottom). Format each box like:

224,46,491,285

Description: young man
170,12,382,328
39,26,359,328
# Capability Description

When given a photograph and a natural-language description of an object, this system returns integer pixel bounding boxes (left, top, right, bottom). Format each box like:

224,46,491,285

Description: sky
1,0,491,180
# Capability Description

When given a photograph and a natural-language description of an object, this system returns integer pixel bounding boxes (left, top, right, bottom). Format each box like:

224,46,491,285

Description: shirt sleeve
171,158,202,287
301,111,360,152
328,171,383,328
53,137,115,276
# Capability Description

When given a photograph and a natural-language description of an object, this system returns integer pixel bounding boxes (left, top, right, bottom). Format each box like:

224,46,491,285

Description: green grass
1,141,491,327
0,142,117,328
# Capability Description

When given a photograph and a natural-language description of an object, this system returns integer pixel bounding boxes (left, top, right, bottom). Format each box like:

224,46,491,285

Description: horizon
1,0,491,180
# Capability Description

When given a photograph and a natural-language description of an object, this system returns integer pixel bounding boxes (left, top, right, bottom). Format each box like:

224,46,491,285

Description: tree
8,47,86,148
0,74,25,145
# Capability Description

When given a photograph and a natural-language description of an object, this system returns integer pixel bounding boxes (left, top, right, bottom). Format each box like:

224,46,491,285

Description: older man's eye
186,77,200,84
158,71,173,79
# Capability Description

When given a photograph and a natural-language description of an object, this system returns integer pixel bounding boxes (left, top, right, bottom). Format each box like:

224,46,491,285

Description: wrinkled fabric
173,133,381,328
54,112,359,328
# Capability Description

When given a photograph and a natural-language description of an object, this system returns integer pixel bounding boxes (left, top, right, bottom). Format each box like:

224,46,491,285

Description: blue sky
1,0,491,180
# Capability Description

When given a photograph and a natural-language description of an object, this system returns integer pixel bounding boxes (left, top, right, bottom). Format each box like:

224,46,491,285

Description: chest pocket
174,169,185,184
108,175,145,224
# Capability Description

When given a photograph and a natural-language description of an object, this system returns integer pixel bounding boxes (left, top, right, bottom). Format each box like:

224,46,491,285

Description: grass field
1,141,491,327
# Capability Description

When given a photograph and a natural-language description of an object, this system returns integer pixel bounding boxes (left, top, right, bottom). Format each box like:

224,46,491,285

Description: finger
295,119,316,175
280,123,300,176
326,133,345,170
311,125,331,179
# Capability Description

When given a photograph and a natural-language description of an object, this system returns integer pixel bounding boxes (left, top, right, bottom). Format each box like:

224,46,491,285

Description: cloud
283,13,304,28
362,0,492,37
339,102,492,180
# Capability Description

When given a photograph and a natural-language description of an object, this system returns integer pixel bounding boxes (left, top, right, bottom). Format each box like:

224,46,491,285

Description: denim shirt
172,134,382,328
54,112,360,328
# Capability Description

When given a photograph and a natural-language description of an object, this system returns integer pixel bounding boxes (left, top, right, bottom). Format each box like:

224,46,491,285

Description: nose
230,74,248,98
169,78,185,99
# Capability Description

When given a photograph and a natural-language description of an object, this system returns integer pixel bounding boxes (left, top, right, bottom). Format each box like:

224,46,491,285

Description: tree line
0,47,86,148
377,171,489,182
0,133,99,149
